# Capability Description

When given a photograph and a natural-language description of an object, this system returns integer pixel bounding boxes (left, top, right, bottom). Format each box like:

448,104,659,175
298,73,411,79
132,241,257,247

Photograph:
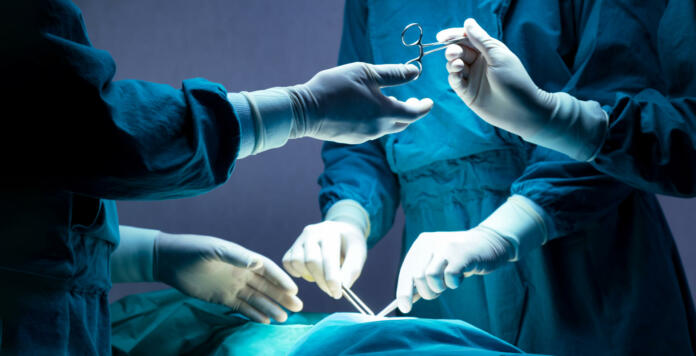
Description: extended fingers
236,300,270,324
240,287,288,323
248,275,303,312
256,255,298,295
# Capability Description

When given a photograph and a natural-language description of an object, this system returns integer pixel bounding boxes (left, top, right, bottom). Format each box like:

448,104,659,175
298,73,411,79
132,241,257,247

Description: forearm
110,226,159,283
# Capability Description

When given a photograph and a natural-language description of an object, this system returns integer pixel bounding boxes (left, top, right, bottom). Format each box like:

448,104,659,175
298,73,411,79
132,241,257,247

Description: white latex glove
154,232,303,324
290,62,434,144
283,220,367,300
396,195,548,313
282,201,369,299
438,19,608,161
395,227,514,313
237,63,434,158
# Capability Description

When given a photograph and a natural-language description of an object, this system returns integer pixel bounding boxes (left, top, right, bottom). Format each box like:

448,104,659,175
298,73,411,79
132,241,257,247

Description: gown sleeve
318,0,401,246
510,0,664,238
0,0,254,200
590,0,696,197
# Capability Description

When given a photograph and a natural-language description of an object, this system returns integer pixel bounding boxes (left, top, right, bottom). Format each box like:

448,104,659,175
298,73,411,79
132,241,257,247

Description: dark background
74,0,696,312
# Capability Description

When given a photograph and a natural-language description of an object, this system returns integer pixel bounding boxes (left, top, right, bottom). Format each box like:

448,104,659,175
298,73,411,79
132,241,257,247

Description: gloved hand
288,62,433,144
438,19,608,161
154,232,303,324
395,195,549,313
395,227,514,313
234,62,433,158
282,220,367,300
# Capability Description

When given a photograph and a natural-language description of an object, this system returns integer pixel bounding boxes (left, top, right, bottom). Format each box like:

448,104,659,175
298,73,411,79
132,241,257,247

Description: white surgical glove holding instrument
438,19,608,161
283,200,369,300
396,195,548,313
111,226,303,324
233,62,433,158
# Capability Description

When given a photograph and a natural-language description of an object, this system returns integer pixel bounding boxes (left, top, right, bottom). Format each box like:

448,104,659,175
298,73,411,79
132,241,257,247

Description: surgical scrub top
319,1,696,355
0,1,257,354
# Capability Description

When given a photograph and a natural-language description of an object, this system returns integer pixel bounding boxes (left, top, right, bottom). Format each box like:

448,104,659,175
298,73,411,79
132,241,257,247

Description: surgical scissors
401,23,468,78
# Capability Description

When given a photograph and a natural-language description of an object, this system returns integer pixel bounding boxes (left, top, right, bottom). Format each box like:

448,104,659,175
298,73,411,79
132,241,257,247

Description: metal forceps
342,285,375,316
401,23,467,78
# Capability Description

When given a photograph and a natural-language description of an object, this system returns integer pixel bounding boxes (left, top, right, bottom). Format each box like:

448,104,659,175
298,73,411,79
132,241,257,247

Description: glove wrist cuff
324,199,371,238
111,226,159,283
525,92,609,161
285,84,317,139
241,88,295,155
478,195,548,261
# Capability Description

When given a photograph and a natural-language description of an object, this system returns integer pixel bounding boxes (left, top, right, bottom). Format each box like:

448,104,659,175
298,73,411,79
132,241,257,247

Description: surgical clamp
401,22,469,78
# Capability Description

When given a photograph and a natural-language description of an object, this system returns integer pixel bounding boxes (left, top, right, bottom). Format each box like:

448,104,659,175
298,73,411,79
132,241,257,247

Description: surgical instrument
376,294,422,318
342,285,375,316
401,23,469,78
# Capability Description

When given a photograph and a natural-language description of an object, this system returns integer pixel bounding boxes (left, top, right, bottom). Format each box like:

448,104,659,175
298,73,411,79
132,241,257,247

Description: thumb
340,241,367,288
462,18,501,64
371,63,419,86
396,269,415,313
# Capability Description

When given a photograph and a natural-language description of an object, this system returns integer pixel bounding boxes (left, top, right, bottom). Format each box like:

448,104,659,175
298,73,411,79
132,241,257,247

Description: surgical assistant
283,1,696,355
0,1,433,354
441,0,696,197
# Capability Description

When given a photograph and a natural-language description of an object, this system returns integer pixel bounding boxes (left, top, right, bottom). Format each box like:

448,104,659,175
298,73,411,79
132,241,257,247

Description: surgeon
439,0,696,197
0,0,433,354
283,1,696,355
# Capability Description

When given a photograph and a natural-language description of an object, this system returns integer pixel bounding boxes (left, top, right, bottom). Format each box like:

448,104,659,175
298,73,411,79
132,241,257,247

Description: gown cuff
478,195,550,261
525,92,609,162
110,226,159,283
324,199,371,238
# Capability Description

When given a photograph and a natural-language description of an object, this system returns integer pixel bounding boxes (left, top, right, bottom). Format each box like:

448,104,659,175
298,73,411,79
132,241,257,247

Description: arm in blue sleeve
595,94,696,197
317,0,399,246
1,0,255,200
571,0,696,196
511,147,633,239
509,0,685,237
319,140,399,247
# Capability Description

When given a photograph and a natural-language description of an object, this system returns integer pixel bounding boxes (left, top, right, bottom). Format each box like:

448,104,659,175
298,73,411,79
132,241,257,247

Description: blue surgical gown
590,0,696,196
0,1,254,354
319,1,696,355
